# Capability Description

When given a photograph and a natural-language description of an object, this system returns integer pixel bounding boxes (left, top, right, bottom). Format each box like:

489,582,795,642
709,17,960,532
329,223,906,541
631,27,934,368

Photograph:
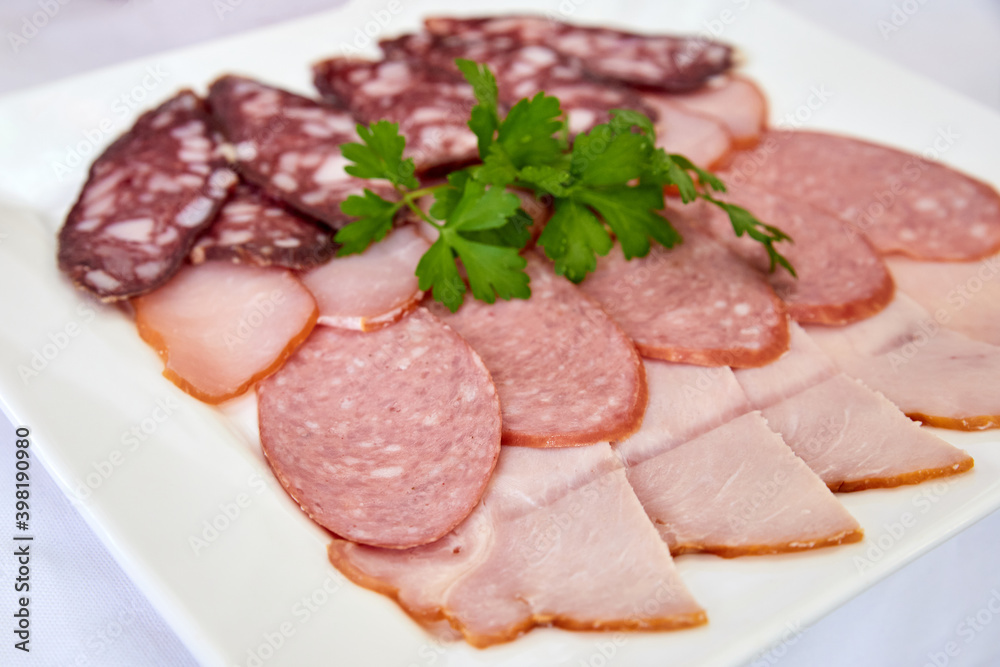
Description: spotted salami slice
257,308,502,548
190,182,335,269
729,130,1000,260
207,75,394,227
58,90,236,300
577,223,789,367
422,16,733,92
427,254,647,447
311,58,479,173
689,183,895,324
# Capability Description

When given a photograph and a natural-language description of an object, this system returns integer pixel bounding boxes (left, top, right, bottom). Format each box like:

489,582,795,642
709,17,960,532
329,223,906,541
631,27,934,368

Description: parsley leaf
456,59,500,158
537,198,613,282
495,93,564,168
335,189,401,255
703,194,797,277
341,121,419,190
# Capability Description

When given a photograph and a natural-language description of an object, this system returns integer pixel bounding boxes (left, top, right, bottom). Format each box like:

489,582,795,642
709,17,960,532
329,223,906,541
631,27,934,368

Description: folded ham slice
301,225,429,331
132,262,317,403
640,94,734,169
667,75,768,148
885,253,1000,346
427,254,647,447
806,294,1000,430
576,224,789,367
328,443,706,647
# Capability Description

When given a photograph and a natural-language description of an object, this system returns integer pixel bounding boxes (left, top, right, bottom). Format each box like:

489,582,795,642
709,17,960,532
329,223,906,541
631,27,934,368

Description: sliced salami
207,75,394,227
422,16,733,92
58,90,236,300
190,181,335,269
729,130,1000,260
257,308,502,548
311,58,479,173
577,223,789,367
427,254,647,447
688,183,895,324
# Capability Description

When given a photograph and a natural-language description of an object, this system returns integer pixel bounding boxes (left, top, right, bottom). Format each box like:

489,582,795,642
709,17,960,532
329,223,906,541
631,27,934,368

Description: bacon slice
688,183,896,324
885,253,1000,346
58,90,235,300
427,254,647,447
207,75,393,226
190,181,335,269
667,75,768,148
328,444,706,647
258,308,501,548
806,294,1000,430
577,224,789,367
728,130,1000,260
422,16,733,92
301,225,429,331
132,262,317,403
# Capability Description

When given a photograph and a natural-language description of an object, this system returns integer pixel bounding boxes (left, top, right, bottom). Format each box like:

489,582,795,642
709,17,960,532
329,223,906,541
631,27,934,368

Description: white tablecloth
1,1,999,665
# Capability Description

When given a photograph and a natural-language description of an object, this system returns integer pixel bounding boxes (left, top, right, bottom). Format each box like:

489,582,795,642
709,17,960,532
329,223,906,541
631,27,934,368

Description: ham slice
885,253,1000,346
686,184,895,324
301,225,429,331
732,323,838,409
258,308,501,548
427,254,647,447
806,294,1000,430
729,130,1000,260
576,224,789,367
132,262,317,403
640,94,734,168
328,444,706,647
626,411,863,557
667,75,768,148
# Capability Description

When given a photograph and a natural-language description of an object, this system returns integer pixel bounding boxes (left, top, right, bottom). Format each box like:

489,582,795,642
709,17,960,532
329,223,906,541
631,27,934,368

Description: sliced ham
301,225,429,331
728,130,1000,260
190,181,335,269
428,254,647,447
257,308,501,548
685,184,895,324
667,75,768,148
885,253,1000,346
733,323,838,409
640,94,733,168
626,411,863,557
576,224,789,367
806,294,1000,430
328,444,706,647
132,262,317,403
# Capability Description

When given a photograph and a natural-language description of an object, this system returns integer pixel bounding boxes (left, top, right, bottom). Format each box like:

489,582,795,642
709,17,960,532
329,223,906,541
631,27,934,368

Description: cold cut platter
1,0,1000,665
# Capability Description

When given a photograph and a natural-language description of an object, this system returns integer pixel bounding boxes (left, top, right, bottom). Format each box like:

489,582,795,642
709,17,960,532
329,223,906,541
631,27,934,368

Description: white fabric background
1,1,999,665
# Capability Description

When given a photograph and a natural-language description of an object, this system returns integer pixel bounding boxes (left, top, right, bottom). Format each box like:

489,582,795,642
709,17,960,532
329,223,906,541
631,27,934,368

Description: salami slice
58,90,236,300
577,223,789,367
729,130,1000,260
427,254,647,447
190,182,335,269
207,75,394,227
257,308,502,548
311,58,479,173
422,16,733,92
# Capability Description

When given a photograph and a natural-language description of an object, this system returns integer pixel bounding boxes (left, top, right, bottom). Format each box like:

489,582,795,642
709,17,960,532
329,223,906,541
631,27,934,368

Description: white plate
1,1,999,665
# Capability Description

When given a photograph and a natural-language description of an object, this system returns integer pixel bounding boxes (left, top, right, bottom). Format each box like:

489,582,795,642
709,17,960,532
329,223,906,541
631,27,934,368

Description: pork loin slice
885,253,1000,346
428,254,647,447
734,323,838,409
687,184,895,324
258,308,501,549
58,90,236,300
761,375,973,492
301,225,429,331
728,130,1000,260
577,224,789,367
807,294,1000,430
328,444,705,647
132,262,317,403
626,412,863,557
207,75,394,226
640,94,733,168
667,75,768,148
422,15,733,92
190,181,335,269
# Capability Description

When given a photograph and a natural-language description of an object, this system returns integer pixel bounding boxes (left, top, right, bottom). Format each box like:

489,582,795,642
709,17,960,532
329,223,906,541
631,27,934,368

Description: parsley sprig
335,59,794,312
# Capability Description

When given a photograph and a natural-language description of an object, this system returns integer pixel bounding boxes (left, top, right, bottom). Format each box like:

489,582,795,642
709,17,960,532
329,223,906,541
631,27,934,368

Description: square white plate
1,1,999,665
